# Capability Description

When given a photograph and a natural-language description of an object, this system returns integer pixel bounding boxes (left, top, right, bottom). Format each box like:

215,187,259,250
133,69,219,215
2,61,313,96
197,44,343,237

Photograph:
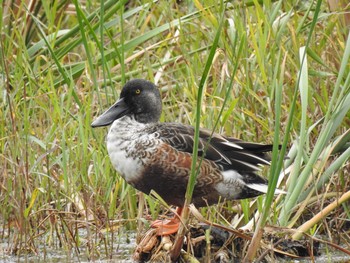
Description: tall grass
1,0,349,261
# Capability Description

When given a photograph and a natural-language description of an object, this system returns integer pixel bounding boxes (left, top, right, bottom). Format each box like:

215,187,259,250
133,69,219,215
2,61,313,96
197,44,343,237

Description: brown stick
292,190,350,240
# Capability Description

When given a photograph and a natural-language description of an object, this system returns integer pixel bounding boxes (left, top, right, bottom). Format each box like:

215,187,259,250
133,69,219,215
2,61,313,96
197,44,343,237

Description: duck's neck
108,115,147,139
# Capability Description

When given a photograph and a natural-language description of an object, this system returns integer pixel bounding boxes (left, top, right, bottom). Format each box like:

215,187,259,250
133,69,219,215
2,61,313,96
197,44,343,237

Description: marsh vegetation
1,0,350,262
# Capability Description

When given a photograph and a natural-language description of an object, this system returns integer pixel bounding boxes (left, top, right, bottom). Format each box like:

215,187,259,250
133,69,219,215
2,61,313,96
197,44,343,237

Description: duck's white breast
106,117,158,184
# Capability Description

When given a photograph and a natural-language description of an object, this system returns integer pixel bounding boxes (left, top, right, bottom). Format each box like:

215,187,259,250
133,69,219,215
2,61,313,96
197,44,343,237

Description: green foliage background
1,0,350,260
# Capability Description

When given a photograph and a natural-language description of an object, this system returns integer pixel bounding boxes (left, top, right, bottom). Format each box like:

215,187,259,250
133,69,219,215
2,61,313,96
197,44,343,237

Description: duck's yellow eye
135,89,141,95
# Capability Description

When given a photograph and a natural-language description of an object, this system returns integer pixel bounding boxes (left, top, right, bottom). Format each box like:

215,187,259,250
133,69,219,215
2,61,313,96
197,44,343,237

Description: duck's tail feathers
246,183,286,195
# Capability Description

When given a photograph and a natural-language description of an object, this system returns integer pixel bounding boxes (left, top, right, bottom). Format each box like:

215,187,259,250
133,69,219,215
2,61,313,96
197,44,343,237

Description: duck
91,79,283,235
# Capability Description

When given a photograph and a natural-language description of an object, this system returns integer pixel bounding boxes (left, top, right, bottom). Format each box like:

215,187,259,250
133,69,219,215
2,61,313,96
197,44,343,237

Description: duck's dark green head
91,79,162,127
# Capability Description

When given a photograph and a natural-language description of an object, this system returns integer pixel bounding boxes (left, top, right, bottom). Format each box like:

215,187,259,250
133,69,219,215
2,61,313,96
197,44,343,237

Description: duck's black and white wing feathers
152,122,273,173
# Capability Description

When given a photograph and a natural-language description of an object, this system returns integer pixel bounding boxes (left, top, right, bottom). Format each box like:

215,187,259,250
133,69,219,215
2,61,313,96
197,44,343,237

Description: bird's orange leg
150,207,183,236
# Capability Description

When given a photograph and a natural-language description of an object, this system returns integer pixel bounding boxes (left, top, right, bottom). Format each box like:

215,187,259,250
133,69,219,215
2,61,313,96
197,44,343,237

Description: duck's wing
152,123,274,172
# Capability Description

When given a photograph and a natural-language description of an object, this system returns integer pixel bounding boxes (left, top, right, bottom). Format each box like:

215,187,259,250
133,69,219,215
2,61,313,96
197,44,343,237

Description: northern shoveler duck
91,79,282,235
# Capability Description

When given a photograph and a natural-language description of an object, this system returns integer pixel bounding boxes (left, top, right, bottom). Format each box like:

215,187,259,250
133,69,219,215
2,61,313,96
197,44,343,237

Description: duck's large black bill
91,97,130,127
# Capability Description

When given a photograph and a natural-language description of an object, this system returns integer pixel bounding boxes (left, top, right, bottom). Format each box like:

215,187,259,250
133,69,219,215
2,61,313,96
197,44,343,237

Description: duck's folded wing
153,123,274,172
